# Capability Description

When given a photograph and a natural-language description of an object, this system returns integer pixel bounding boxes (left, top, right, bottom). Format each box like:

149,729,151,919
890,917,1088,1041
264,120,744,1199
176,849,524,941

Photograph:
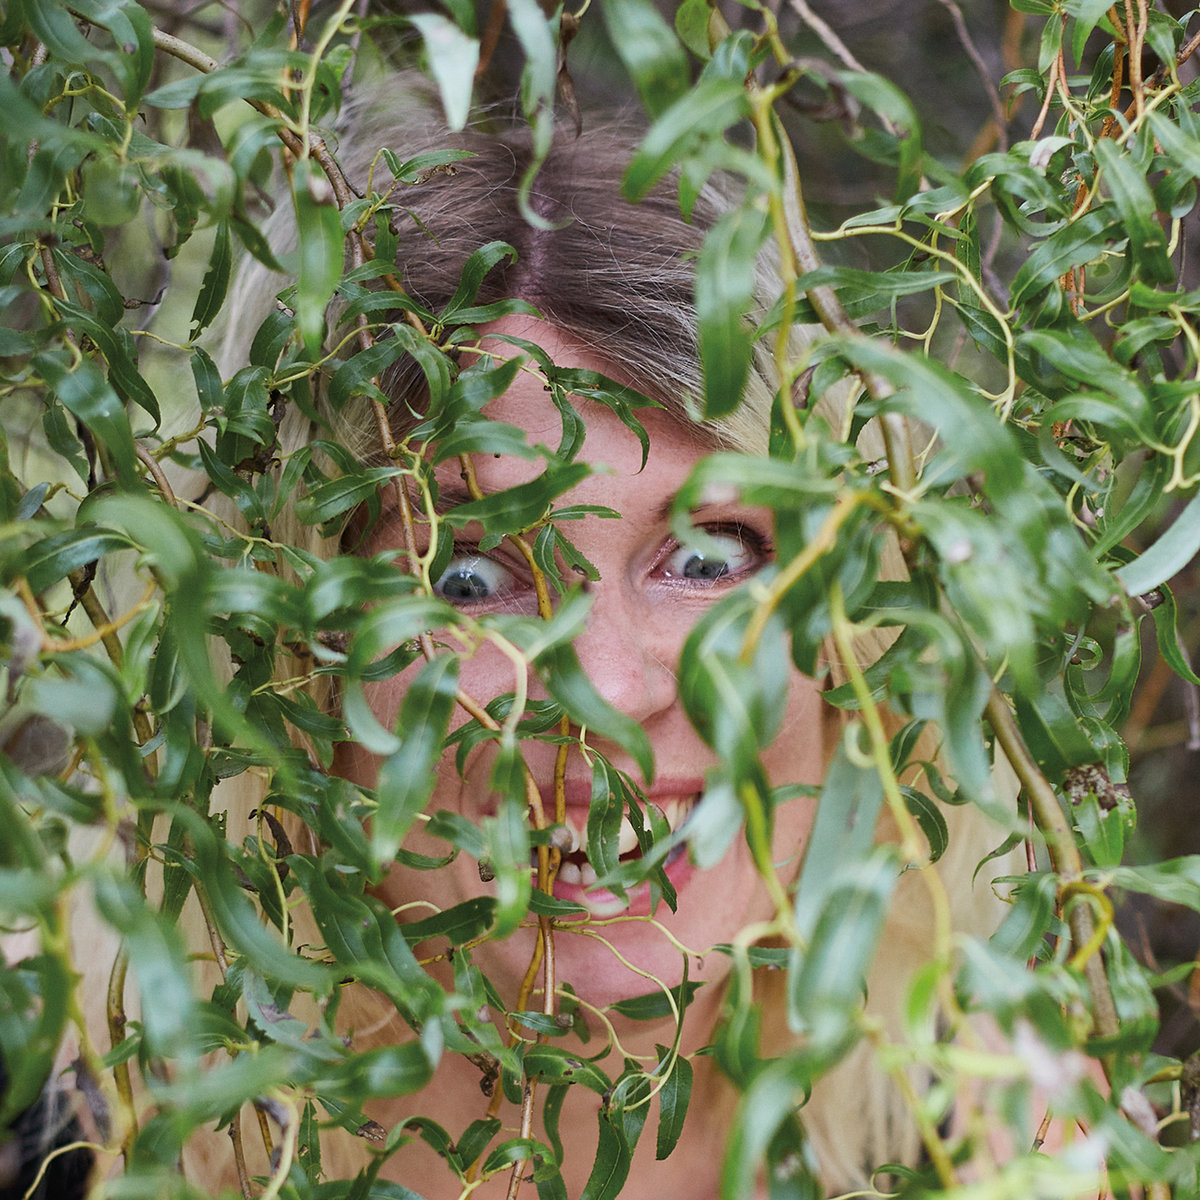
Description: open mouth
534,797,695,888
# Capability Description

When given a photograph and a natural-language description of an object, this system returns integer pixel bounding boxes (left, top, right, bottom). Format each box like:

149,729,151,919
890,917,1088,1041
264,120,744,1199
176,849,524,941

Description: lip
543,840,694,917
530,776,704,917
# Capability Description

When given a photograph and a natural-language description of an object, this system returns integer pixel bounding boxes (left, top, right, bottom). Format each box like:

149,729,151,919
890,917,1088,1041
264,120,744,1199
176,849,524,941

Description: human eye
660,525,771,584
432,551,516,605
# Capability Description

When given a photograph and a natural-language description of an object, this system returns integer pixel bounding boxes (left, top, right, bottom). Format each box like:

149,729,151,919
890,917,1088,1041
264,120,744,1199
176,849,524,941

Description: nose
568,584,678,725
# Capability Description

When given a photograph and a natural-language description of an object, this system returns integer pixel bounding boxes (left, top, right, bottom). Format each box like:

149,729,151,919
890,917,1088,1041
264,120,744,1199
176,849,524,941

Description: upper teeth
544,797,692,858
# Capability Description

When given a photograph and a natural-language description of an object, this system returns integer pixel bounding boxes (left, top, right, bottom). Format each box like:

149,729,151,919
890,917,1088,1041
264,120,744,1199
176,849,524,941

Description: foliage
2,1,1200,1198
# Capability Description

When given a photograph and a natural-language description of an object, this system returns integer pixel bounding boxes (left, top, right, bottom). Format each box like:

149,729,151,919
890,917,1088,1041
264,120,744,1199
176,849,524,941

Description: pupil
685,556,729,581
442,569,490,599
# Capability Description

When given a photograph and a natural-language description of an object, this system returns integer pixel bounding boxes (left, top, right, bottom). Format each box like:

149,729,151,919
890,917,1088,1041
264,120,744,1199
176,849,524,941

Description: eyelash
431,523,774,608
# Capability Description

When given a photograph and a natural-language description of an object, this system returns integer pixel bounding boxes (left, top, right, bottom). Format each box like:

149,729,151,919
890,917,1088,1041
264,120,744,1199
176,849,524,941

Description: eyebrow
429,482,476,516
428,486,747,525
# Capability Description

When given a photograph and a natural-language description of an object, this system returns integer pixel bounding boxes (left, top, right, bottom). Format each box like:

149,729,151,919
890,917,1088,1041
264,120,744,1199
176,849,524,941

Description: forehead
441,316,709,496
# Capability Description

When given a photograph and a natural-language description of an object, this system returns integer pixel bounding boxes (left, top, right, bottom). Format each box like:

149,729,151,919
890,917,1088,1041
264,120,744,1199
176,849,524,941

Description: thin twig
135,443,179,507
985,688,1122,1057
936,0,1009,151
775,126,918,492
105,950,138,1157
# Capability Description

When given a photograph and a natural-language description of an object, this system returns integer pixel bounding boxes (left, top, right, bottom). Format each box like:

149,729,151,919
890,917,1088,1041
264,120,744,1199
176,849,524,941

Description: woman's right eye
433,554,515,605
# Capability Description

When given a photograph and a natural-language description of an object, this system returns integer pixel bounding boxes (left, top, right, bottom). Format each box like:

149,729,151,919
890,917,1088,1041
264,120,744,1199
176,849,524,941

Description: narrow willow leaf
579,1113,633,1200
399,897,497,947
1107,859,1200,909
507,0,558,227
1010,209,1120,309
93,869,198,1063
586,758,625,884
441,464,590,537
900,786,949,862
1115,486,1200,595
23,527,133,594
790,848,898,1052
173,806,331,990
536,643,654,780
623,77,750,201
837,70,923,201
373,655,460,863
36,352,138,485
1093,137,1175,285
290,158,345,357
610,981,702,1022
67,0,155,103
408,13,479,131
1145,107,1200,181
697,207,769,419
523,1046,611,1098
603,0,690,118
1066,0,1116,61
191,219,232,337
1147,584,1200,686
654,1048,693,1160
721,1057,810,1200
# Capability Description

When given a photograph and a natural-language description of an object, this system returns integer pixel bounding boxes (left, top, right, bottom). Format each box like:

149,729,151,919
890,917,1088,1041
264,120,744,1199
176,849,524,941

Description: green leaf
579,1112,633,1200
441,464,591,538
1010,209,1120,310
610,981,702,1022
66,0,156,103
603,0,690,118
400,897,497,947
523,1045,612,1093
21,527,133,593
373,656,460,864
654,1048,692,1159
51,297,160,425
409,13,479,131
1115,486,1200,595
623,77,751,201
92,869,198,1062
290,158,345,357
1147,584,1200,686
696,206,770,419
837,70,923,201
1013,686,1101,779
1107,859,1200,909
721,1057,810,1200
441,241,518,320
191,220,233,337
1066,0,1117,62
294,467,405,530
36,352,139,486
676,0,714,58
1093,137,1175,286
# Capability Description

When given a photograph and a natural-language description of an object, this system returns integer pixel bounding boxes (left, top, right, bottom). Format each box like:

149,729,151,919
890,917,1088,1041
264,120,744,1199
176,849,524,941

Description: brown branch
136,443,178,508
985,688,1122,1056
936,0,1009,152
776,128,917,493
105,950,138,1159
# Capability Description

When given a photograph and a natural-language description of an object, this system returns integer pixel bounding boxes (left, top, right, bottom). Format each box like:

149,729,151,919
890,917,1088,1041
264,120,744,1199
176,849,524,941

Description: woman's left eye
660,528,766,584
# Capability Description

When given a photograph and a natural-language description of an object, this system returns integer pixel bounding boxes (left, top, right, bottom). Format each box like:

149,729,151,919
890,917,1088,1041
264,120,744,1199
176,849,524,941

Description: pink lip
529,776,704,917
545,844,694,917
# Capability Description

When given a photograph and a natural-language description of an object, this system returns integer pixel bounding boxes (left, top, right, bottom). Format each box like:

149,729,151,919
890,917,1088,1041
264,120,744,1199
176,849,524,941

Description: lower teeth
556,860,598,887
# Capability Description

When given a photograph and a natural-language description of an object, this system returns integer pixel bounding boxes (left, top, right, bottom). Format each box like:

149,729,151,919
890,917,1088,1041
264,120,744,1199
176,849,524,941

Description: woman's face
339,317,824,1011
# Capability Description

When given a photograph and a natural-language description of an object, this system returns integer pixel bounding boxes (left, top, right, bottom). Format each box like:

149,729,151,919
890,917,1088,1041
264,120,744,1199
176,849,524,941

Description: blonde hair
206,77,1010,1192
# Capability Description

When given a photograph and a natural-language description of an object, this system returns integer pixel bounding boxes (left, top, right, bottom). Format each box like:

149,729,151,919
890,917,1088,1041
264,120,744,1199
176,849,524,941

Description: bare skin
335,317,823,1198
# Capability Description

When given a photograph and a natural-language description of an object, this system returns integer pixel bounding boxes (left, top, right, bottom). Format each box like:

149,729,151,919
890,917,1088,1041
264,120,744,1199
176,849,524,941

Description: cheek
762,674,826,784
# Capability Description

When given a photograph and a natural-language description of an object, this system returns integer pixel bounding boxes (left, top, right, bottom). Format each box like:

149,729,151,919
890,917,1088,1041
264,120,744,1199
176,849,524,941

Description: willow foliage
2,1,1200,1197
